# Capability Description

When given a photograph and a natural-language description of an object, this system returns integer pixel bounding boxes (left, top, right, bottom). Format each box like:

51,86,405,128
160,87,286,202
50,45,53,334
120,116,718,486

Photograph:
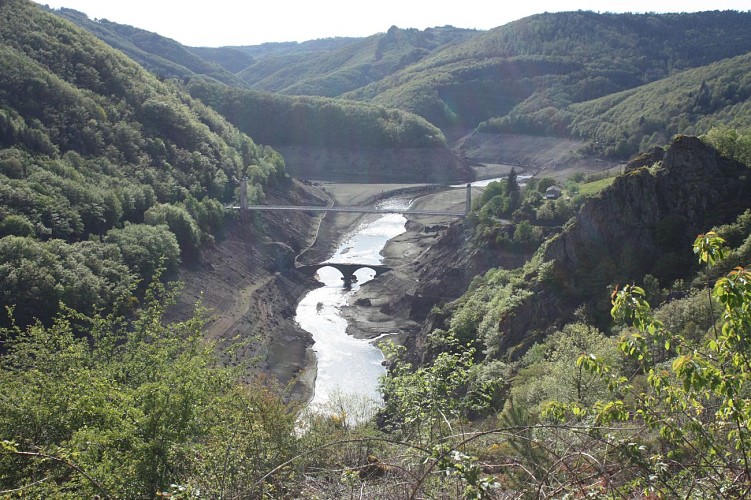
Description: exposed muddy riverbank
297,199,411,417
169,180,467,406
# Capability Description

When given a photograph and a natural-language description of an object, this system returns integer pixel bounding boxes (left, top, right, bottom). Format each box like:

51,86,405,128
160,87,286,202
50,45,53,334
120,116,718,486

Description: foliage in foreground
520,232,751,497
0,280,301,498
6,236,751,498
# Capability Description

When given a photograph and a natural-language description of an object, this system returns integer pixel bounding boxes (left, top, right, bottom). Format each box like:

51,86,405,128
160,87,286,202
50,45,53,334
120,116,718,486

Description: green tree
0,236,134,326
542,231,751,496
144,203,201,252
510,323,620,414
0,280,301,498
0,214,35,237
380,337,489,445
104,223,180,280
506,168,521,214
702,126,751,166
536,177,557,194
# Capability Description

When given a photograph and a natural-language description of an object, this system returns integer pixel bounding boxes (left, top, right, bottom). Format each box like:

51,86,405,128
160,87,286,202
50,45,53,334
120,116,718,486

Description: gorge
298,198,411,419
6,2,751,496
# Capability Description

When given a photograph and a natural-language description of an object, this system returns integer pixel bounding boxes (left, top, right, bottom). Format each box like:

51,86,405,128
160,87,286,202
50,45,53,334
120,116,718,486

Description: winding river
295,198,411,419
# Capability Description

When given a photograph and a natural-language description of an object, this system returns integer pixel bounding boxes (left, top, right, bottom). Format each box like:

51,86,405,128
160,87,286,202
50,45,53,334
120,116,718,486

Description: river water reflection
295,199,411,418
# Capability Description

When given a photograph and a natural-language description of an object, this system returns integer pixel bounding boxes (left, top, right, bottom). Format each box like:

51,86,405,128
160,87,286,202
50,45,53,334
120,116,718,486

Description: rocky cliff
399,136,751,364
495,136,751,355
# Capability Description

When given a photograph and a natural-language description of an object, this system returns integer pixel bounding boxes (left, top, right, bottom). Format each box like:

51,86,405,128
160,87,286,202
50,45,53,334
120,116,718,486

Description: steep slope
217,38,360,83
563,52,751,157
190,45,256,73
348,11,751,131
540,136,751,314
51,7,475,99
500,136,751,356
0,0,289,325
48,7,246,87
240,26,478,96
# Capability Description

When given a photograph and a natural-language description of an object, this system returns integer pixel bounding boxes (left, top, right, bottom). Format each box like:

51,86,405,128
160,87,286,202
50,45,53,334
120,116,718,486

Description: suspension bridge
227,179,476,287
226,179,473,218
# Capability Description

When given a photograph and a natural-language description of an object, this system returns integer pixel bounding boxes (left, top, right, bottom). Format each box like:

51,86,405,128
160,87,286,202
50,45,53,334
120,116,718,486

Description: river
294,198,411,421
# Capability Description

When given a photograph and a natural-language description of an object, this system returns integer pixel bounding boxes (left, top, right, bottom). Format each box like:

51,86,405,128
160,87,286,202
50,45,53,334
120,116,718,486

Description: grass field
577,176,616,196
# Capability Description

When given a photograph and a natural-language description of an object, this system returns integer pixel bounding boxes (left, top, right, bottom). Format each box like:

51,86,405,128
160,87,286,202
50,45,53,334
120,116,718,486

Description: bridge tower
239,177,248,220
466,183,472,215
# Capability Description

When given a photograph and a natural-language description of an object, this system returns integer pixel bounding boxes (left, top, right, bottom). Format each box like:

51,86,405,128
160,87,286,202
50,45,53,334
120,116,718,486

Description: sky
35,0,751,47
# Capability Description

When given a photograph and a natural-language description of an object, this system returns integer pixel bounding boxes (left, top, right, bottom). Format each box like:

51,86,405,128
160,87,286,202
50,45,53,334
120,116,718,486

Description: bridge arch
297,263,392,288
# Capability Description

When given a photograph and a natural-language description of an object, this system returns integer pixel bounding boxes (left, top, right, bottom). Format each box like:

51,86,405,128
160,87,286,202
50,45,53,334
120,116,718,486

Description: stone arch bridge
297,263,392,288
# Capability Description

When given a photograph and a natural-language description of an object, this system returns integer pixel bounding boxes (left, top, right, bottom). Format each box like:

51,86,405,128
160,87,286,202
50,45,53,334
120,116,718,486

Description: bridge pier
341,273,357,288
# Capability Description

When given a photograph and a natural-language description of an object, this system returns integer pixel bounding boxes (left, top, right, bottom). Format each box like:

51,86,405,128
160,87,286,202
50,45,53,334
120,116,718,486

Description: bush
144,203,201,252
104,223,180,280
0,214,35,237
0,280,301,498
0,236,134,326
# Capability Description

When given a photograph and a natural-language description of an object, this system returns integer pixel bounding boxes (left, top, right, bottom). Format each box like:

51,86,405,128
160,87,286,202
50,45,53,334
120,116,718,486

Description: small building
545,185,563,199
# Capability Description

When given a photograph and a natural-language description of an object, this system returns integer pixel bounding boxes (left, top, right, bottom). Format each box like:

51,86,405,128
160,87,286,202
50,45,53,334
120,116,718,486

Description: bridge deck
226,205,465,217
297,263,392,274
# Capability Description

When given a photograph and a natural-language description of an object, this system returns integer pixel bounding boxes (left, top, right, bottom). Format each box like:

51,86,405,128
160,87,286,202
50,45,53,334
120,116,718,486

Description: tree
380,337,488,445
542,232,751,497
702,126,751,167
510,323,620,415
507,168,520,197
536,177,557,194
144,203,201,253
0,280,301,498
0,214,35,237
104,223,180,280
505,168,521,215
0,236,134,326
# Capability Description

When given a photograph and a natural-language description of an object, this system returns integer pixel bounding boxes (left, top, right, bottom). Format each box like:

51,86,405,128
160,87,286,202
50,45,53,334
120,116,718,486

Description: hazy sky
36,0,751,47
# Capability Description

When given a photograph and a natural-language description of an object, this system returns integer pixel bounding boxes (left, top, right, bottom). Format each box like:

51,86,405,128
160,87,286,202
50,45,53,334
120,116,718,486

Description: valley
4,1,751,496
165,129,623,406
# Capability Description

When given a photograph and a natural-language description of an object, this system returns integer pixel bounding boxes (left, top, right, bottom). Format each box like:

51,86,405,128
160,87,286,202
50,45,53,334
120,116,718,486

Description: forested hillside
58,7,751,162
235,25,478,96
0,0,286,326
49,9,470,180
184,78,468,182
560,52,751,156
185,79,445,149
49,7,246,86
350,10,751,131
208,37,359,70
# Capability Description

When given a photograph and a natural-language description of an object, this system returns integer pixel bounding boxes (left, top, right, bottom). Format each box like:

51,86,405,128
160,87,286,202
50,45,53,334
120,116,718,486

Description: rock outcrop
546,136,751,291
494,136,751,356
